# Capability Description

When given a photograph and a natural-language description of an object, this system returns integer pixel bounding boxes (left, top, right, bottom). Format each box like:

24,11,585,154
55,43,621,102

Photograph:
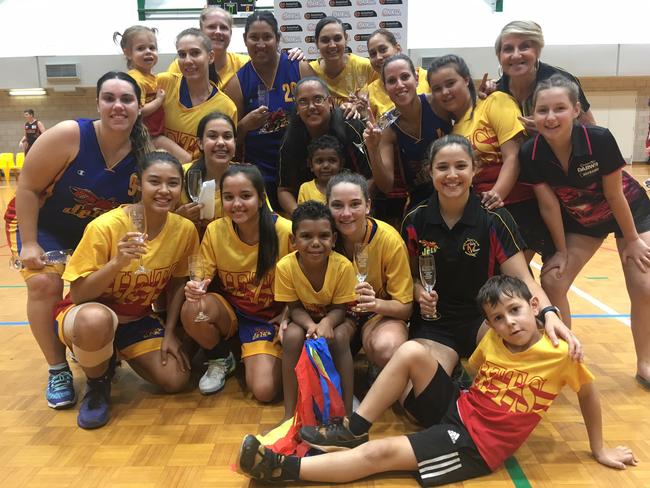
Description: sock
204,340,230,360
280,456,301,481
348,412,372,436
48,362,70,375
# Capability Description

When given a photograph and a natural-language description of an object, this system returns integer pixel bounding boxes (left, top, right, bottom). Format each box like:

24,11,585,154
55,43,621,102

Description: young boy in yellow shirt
275,201,357,422
239,275,637,485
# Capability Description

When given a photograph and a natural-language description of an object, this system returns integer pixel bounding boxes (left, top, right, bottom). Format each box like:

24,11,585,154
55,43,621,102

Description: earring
497,65,503,78
534,58,540,72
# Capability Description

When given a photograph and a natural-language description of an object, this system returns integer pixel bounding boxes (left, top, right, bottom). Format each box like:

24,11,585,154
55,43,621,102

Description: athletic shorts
208,292,281,359
143,106,165,137
55,303,165,361
408,315,483,359
349,312,383,356
505,199,555,259
405,367,491,486
563,197,650,239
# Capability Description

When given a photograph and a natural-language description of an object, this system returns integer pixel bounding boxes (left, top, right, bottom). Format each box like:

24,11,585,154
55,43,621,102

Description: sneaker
300,417,369,452
238,434,293,483
77,377,111,429
46,369,76,409
199,352,236,395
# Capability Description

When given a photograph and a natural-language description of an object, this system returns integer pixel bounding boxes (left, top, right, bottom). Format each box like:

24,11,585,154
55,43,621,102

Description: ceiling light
9,88,47,97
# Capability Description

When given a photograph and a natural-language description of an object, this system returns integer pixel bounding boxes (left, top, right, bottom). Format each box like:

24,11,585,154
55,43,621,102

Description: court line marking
505,456,532,488
530,262,630,327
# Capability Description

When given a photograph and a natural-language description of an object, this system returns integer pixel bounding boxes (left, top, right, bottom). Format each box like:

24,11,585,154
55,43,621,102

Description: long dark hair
219,164,279,284
186,111,236,198
244,10,280,40
96,71,152,165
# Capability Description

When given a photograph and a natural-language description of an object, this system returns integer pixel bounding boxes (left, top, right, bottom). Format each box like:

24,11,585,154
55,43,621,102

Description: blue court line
0,321,29,326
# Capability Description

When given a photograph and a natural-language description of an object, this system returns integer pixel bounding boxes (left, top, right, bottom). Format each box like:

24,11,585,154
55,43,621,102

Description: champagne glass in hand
418,254,440,321
129,204,147,274
187,169,203,204
188,254,209,322
353,243,369,312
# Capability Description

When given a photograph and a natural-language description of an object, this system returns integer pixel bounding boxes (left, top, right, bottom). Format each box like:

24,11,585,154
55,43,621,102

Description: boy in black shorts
237,275,637,486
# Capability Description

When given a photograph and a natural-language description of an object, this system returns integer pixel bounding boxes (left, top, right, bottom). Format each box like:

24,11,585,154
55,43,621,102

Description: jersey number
282,82,296,102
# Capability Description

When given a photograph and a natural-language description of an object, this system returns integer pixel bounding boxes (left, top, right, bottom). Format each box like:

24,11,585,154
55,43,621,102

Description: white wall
2,0,649,58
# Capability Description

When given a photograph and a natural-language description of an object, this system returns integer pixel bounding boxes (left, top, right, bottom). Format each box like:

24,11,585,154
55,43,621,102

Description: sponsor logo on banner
306,0,326,6
279,1,302,7
380,0,403,3
354,9,378,16
282,34,302,43
280,25,303,32
304,35,316,43
357,20,377,29
281,12,301,20
308,46,320,55
331,9,352,17
379,20,402,28
357,0,377,5
304,11,327,18
329,0,352,5
354,33,372,41
356,45,369,53
382,8,402,16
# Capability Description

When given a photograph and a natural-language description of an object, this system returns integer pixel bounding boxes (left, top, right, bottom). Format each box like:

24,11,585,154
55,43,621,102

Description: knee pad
63,303,118,368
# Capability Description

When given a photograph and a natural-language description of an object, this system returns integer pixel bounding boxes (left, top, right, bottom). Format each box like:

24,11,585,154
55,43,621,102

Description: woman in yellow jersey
55,151,199,429
181,164,292,401
177,112,236,229
427,54,552,261
157,28,237,160
302,16,377,113
366,29,430,122
326,172,413,369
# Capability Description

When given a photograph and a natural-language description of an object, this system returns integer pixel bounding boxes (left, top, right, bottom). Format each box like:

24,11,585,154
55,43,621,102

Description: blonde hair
113,26,158,69
494,20,544,56
199,5,233,30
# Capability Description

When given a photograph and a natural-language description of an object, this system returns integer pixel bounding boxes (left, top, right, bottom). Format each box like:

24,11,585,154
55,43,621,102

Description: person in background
19,109,46,155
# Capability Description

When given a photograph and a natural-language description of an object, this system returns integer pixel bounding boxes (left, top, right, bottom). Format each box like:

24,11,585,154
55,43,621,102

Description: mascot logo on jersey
63,187,119,219
462,238,480,257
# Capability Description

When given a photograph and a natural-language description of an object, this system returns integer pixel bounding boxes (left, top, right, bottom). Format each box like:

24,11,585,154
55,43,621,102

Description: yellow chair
1,153,14,183
14,152,25,180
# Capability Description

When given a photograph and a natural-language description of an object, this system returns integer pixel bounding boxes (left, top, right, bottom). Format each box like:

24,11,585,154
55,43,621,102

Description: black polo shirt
520,123,648,235
496,62,591,118
401,192,526,327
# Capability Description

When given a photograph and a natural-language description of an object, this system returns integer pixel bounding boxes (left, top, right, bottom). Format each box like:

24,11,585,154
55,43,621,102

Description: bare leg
180,295,233,349
617,231,650,380
244,353,282,403
540,233,603,328
280,322,305,420
25,273,66,365
128,349,189,393
362,317,408,368
331,320,356,415
300,435,417,482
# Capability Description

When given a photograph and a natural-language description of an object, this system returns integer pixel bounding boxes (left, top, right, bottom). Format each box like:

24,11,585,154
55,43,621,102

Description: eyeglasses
297,95,328,108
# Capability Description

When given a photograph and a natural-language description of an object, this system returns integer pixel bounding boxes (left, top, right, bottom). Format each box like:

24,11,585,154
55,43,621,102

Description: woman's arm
484,136,522,209
364,123,396,194
278,187,298,216
533,183,569,277
603,170,650,271
69,232,146,304
15,120,80,268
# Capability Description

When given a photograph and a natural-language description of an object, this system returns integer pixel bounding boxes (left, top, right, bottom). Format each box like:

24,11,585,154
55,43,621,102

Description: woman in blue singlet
364,54,451,214
4,71,151,411
222,11,301,211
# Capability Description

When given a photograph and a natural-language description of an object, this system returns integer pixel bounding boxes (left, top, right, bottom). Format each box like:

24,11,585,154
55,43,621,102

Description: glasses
297,95,328,109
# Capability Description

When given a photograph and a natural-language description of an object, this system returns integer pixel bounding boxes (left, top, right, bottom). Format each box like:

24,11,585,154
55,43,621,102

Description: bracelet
538,305,561,325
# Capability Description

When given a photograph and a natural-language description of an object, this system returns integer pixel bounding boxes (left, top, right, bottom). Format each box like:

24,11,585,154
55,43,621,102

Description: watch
538,305,561,325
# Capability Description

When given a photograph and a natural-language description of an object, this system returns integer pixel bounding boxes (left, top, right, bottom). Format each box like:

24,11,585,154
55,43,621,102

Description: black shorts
563,197,650,238
408,314,483,359
405,367,491,486
506,199,555,259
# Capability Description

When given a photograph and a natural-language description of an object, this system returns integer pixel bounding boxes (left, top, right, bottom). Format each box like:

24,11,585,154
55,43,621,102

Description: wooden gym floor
0,165,649,488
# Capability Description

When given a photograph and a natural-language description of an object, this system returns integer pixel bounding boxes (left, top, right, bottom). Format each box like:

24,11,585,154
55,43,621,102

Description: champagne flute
377,109,400,130
187,169,203,204
129,203,147,274
10,249,72,270
353,243,369,312
257,84,270,134
418,254,440,321
188,254,210,322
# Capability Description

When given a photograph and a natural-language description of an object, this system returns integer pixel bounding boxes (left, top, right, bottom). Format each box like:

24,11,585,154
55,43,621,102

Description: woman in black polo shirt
493,20,596,134
520,75,650,388
401,134,579,376
277,77,370,215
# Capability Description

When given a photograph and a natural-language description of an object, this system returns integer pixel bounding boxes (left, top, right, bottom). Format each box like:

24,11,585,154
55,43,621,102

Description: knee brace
63,304,118,368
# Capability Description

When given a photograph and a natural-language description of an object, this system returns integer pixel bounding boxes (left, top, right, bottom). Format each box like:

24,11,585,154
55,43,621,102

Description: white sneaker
199,352,236,395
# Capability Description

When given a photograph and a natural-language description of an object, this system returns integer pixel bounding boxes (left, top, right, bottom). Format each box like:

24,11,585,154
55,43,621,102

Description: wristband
538,305,561,325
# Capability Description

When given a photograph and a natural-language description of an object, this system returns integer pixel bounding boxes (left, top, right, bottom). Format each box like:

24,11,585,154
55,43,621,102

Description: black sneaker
300,417,369,452
77,377,111,430
238,434,294,483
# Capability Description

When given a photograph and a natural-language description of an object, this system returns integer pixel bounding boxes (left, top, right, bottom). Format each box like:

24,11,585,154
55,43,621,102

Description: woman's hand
241,106,271,132
161,332,190,373
184,278,211,302
175,202,204,223
517,115,537,135
18,241,46,270
541,251,568,279
340,101,361,120
287,47,305,61
115,232,147,269
480,189,504,210
416,284,438,318
622,237,650,272
543,312,583,362
477,73,497,99
355,281,377,312
363,121,382,150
